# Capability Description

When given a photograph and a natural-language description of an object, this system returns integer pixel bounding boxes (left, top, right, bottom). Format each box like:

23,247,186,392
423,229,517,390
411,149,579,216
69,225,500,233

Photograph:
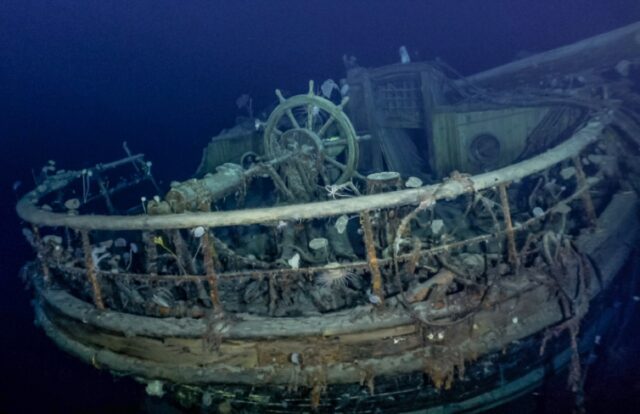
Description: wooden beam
463,22,640,89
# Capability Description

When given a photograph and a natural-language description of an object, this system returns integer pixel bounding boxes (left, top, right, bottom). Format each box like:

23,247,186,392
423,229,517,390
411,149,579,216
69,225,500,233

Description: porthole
469,133,501,167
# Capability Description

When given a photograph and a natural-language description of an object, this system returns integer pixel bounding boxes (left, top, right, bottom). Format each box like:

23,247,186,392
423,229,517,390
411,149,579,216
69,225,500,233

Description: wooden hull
32,192,638,412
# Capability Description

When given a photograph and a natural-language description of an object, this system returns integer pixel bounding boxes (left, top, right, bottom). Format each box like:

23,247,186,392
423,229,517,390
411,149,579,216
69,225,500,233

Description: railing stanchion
572,156,597,227
498,183,519,269
80,229,105,310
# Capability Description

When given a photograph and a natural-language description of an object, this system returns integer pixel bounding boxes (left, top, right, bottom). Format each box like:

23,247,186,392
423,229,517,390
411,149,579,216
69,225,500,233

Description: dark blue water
2,1,640,412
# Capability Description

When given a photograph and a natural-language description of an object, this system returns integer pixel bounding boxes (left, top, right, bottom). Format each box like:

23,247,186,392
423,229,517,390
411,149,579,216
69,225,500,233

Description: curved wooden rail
16,119,606,231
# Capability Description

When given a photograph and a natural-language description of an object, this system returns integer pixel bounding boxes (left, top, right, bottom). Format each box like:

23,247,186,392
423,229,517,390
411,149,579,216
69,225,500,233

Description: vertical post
172,230,196,274
80,230,105,310
362,72,384,171
31,225,51,285
268,274,277,316
498,183,519,269
572,156,597,227
201,230,222,313
93,169,116,214
420,70,436,170
142,231,158,275
360,211,384,305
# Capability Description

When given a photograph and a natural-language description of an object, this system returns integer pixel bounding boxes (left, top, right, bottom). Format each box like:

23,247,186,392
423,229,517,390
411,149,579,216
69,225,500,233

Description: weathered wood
361,71,385,171
201,230,222,313
420,70,437,169
80,230,105,310
17,120,606,231
31,277,570,385
573,155,597,226
31,225,51,285
464,21,640,89
35,189,637,386
39,191,637,345
498,183,519,268
360,210,384,304
49,308,258,366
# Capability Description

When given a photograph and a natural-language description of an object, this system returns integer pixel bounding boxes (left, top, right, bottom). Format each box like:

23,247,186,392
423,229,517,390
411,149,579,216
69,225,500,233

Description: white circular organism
532,207,544,218
405,176,423,188
64,198,81,210
335,215,349,234
287,253,301,269
290,352,301,365
431,219,444,234
309,238,328,251
145,380,165,397
192,226,206,238
560,166,576,180
367,289,382,305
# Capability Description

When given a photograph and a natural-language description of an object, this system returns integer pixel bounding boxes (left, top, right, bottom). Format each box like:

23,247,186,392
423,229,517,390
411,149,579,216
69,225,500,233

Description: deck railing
17,119,610,319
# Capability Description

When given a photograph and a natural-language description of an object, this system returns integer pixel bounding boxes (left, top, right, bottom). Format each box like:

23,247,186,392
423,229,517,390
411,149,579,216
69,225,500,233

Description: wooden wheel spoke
323,138,347,147
285,109,300,129
317,115,336,137
325,156,347,170
325,156,365,180
306,105,313,129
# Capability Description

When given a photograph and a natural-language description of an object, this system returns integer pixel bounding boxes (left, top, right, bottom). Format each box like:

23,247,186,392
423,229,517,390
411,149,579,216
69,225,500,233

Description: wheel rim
263,80,359,185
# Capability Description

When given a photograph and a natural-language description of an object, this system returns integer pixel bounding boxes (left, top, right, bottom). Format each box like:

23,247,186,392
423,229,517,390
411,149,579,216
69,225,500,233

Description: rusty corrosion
80,230,105,310
498,183,519,269
360,210,384,305
201,229,222,313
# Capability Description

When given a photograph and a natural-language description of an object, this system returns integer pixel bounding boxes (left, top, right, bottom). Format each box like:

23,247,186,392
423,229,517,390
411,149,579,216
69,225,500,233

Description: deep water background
2,1,640,412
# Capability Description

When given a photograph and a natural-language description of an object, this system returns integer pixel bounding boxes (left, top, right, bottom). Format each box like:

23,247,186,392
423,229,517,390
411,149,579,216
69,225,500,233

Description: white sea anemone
405,176,423,188
191,226,206,238
334,215,350,234
145,380,165,397
287,253,300,269
431,219,444,234
315,263,358,289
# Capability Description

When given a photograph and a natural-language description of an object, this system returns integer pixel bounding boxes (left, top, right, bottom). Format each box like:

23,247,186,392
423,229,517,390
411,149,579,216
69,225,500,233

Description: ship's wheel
263,80,359,186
